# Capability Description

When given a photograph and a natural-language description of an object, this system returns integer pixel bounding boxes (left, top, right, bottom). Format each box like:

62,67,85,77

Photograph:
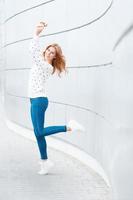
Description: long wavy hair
43,44,68,77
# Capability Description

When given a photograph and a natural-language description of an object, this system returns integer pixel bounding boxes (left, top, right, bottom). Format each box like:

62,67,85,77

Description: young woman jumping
28,22,85,175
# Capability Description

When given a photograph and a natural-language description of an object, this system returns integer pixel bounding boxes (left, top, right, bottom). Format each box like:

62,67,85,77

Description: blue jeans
30,97,67,159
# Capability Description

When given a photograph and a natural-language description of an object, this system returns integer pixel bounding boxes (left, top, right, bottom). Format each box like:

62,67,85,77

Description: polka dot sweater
28,35,54,98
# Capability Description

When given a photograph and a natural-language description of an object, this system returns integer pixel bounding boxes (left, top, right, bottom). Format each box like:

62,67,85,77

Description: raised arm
29,22,47,65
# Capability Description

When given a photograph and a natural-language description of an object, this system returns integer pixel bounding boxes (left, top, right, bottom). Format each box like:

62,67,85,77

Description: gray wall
0,0,133,199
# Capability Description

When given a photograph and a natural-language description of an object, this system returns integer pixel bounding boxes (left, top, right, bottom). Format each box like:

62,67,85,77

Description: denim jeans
30,97,67,159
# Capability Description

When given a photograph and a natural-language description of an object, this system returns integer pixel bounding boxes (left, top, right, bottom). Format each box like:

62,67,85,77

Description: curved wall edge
5,118,111,188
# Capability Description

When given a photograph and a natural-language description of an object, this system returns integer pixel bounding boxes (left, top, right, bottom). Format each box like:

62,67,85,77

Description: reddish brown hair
43,44,67,77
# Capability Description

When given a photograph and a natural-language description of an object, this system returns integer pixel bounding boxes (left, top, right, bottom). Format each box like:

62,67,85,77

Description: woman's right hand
35,21,47,36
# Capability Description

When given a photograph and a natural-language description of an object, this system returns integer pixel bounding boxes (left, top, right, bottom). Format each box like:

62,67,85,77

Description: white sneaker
67,120,85,132
38,168,48,175
38,159,54,175
45,159,54,169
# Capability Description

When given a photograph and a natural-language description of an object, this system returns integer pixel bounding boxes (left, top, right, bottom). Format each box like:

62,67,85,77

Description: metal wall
0,0,133,199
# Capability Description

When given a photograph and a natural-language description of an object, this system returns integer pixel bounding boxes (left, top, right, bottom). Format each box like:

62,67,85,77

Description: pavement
0,100,112,200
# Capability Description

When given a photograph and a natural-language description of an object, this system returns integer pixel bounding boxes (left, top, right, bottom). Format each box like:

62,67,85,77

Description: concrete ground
0,102,112,200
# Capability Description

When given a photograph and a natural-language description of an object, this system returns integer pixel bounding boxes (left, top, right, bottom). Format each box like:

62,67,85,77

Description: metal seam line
113,23,133,51
4,0,113,47
5,92,110,124
4,0,55,23
5,62,112,71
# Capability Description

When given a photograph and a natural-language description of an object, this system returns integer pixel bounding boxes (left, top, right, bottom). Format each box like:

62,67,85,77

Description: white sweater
28,35,54,98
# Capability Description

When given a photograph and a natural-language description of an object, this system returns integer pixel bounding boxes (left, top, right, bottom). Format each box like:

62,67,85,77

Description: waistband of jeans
30,96,48,102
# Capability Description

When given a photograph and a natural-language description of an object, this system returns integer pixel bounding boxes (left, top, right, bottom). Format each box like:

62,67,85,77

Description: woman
28,22,85,175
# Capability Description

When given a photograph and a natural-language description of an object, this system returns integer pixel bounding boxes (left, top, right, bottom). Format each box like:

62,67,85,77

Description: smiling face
44,46,56,64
